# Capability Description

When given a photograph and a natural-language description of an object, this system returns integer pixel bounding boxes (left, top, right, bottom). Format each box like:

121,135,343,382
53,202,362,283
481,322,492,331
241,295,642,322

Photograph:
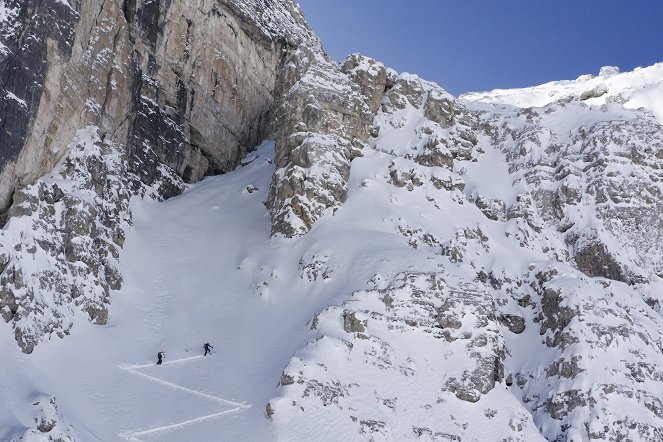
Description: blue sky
296,1,663,95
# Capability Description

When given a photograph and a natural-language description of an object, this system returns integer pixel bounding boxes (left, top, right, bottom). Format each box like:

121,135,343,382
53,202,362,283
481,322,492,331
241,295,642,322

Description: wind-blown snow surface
2,142,297,441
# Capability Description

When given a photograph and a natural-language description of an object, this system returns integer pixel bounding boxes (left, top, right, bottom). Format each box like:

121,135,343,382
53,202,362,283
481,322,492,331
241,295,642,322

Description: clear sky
296,0,663,96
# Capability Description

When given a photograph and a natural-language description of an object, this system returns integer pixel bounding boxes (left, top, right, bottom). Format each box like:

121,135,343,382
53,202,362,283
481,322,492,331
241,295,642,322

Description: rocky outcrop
341,53,389,114
266,52,381,236
482,101,663,283
0,127,182,353
373,72,481,167
495,263,663,441
267,272,539,441
9,395,76,441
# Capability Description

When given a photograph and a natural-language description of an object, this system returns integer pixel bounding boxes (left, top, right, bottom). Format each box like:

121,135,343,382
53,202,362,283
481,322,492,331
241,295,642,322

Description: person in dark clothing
157,351,165,365
203,343,213,356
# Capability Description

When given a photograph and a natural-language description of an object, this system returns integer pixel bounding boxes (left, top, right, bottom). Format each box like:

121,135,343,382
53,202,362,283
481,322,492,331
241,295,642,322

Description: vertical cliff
0,0,320,210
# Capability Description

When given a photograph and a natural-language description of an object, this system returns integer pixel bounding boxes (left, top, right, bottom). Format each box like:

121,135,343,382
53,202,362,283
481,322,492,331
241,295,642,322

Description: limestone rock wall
0,0,80,211
0,0,319,212
267,53,385,236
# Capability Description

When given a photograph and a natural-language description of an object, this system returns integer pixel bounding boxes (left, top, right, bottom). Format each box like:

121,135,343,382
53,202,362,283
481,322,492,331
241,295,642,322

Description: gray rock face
437,281,504,403
474,195,506,221
0,0,79,211
343,310,367,333
579,83,608,100
341,53,388,114
498,314,526,334
123,0,301,183
0,0,319,212
569,117,663,283
267,52,379,236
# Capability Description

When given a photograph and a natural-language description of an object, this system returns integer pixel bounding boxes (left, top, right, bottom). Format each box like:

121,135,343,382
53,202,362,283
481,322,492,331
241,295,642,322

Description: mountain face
267,65,663,442
0,0,326,353
1,1,663,440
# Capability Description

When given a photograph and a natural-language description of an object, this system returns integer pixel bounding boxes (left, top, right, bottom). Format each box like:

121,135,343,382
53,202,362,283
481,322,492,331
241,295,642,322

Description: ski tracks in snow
118,356,251,441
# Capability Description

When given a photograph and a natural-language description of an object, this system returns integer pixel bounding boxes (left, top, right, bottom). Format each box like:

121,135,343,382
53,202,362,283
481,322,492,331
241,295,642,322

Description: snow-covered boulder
9,395,76,442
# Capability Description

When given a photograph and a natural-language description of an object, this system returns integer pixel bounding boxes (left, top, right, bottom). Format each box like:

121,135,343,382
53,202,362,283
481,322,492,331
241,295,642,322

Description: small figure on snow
157,351,165,365
203,342,213,356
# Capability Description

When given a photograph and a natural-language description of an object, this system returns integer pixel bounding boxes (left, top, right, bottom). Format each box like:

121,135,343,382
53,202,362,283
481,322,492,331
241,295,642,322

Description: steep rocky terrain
266,64,663,441
1,0,663,440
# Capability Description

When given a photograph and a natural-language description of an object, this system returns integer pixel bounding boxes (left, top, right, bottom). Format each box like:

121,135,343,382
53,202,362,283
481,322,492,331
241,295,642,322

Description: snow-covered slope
268,67,663,441
461,62,663,124
2,2,663,438
3,59,663,441
2,139,545,441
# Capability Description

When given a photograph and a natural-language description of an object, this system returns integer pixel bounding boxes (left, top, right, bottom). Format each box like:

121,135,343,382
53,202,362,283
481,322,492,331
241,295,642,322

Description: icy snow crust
2,61,663,440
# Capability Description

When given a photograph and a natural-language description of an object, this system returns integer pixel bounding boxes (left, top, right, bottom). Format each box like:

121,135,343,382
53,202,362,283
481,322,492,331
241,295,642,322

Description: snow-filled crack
118,357,251,441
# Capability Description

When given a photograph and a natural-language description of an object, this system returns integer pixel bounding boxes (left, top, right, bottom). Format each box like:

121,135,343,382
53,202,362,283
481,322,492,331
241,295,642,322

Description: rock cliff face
0,0,319,211
267,52,380,236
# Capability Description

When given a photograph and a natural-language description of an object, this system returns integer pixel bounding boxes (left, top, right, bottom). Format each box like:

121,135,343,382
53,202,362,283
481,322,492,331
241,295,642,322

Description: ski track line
118,357,251,441
119,408,243,441
122,355,206,370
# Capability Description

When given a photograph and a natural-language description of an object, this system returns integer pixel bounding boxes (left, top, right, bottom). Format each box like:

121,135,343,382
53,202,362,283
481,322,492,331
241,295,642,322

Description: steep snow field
2,140,357,441
0,134,543,440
